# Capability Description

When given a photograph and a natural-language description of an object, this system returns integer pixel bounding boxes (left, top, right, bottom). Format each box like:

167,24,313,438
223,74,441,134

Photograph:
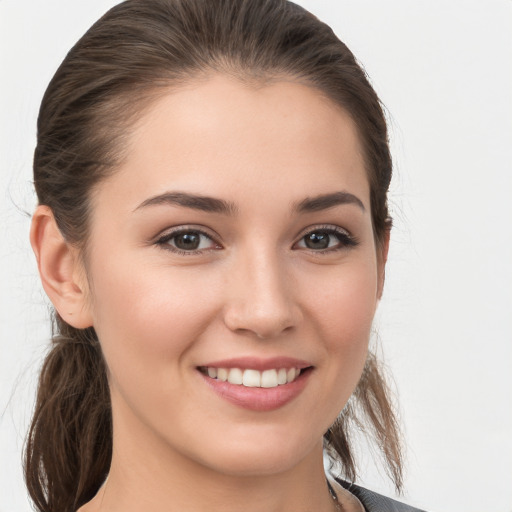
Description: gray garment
336,478,427,512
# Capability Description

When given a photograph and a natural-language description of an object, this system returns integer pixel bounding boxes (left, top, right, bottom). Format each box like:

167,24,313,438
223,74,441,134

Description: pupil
305,232,329,249
175,233,200,250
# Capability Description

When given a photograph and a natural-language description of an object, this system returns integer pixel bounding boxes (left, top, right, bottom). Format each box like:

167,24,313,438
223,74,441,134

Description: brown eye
304,232,330,250
156,228,220,254
295,227,358,252
174,232,201,250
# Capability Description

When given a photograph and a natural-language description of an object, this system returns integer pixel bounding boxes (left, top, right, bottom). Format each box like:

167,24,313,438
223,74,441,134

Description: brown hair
25,1,401,510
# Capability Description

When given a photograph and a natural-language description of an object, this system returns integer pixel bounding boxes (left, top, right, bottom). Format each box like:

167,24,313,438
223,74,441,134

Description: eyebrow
134,190,365,215
293,191,366,213
134,192,239,215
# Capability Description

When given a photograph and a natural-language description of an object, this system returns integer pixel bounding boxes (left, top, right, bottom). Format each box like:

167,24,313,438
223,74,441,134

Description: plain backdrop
1,1,511,511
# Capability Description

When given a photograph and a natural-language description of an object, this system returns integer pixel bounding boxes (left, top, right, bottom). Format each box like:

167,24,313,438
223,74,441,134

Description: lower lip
198,369,312,412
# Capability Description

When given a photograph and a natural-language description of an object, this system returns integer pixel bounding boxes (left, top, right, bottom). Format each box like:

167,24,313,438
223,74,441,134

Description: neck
81,408,337,512
99,445,334,512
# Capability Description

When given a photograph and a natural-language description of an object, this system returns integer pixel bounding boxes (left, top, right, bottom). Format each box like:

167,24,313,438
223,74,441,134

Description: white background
1,1,511,511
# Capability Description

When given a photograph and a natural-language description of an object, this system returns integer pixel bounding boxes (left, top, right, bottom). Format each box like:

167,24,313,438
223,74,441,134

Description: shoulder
335,478,427,512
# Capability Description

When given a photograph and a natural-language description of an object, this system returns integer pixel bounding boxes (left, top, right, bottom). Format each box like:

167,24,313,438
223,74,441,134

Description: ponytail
324,352,404,493
24,317,111,512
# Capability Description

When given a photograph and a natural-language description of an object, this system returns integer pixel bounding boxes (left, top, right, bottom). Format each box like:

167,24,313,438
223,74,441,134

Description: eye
155,227,221,254
294,226,358,252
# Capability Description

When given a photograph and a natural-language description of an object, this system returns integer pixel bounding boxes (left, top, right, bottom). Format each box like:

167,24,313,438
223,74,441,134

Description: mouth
197,366,312,389
196,362,314,411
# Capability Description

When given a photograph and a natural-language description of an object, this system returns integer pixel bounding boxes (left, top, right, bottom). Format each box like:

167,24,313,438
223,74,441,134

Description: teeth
202,366,304,388
277,368,287,385
227,368,243,385
242,369,261,387
261,369,278,388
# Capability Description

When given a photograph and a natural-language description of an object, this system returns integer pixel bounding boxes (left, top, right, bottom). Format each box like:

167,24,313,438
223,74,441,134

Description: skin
31,74,387,512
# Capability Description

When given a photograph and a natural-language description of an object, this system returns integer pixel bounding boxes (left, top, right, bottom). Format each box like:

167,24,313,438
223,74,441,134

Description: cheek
87,256,221,380
303,258,378,393
86,256,227,441
309,259,378,345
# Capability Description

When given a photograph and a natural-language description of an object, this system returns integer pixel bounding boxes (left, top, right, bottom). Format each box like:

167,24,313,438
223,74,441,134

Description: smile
197,363,313,411
198,366,303,388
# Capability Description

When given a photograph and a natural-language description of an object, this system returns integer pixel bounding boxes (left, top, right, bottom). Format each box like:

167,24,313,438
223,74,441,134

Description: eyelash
155,227,220,256
154,224,359,256
295,225,360,253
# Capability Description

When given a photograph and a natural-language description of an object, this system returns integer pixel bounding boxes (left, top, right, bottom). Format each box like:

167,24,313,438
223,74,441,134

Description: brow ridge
135,191,239,215
293,191,365,213
135,190,364,215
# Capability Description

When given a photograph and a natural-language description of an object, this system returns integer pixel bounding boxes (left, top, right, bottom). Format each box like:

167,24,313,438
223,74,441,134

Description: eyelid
152,223,358,255
295,224,351,239
154,224,219,240
293,224,359,252
154,225,222,254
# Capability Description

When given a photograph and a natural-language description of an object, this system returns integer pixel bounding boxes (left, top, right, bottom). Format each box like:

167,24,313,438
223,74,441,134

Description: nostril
223,311,300,340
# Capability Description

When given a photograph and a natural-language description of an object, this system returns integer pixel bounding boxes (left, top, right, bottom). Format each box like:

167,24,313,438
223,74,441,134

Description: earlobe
30,205,93,329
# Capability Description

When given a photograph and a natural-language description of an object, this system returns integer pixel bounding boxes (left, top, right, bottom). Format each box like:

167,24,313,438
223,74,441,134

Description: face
82,74,385,477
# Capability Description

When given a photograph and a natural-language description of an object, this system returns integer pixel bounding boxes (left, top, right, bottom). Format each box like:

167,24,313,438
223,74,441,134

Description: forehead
94,74,369,215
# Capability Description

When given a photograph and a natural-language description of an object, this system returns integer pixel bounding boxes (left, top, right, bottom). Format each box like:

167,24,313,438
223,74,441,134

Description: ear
30,205,93,329
376,227,391,300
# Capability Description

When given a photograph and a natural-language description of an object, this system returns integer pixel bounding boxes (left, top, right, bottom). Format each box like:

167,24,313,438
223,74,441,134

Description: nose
222,249,302,339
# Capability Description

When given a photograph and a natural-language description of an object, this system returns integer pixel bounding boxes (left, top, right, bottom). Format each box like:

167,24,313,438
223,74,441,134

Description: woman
25,1,426,511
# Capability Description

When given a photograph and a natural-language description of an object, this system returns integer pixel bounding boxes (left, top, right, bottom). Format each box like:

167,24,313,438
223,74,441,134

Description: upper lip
198,356,313,372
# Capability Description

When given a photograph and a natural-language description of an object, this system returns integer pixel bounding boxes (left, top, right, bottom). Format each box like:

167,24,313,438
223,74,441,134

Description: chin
190,430,321,478
206,452,303,478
